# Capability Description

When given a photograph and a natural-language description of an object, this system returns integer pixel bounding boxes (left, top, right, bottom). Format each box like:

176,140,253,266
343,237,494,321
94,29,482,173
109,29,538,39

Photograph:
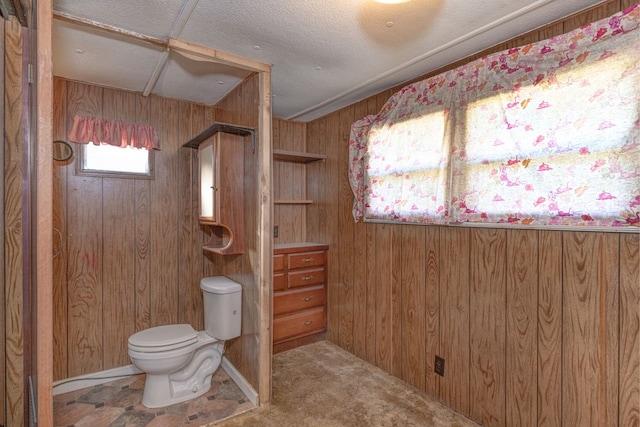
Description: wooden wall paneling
619,233,640,426
0,18,5,427
400,225,427,391
177,101,196,327
537,231,563,426
374,223,394,372
603,233,620,427
391,224,403,379
187,103,207,331
272,119,282,243
562,232,619,426
423,226,440,398
325,111,341,344
102,88,137,369
364,222,377,366
133,94,152,332
306,116,328,243
505,229,538,426
148,96,180,327
101,177,135,368
563,2,616,33
337,106,355,352
66,81,104,377
469,228,507,426
438,226,470,415
3,18,24,426
244,73,262,389
52,77,68,380
351,99,369,361
621,0,635,10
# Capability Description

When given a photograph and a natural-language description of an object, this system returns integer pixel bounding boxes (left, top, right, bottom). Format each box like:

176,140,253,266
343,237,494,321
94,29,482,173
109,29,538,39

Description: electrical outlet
274,225,279,238
434,355,445,377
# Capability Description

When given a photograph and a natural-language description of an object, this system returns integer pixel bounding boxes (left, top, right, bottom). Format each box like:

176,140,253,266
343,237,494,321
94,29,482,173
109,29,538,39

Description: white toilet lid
128,324,198,353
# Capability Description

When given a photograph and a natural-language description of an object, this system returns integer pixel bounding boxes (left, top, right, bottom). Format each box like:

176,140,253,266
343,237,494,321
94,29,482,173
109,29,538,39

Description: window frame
75,143,156,180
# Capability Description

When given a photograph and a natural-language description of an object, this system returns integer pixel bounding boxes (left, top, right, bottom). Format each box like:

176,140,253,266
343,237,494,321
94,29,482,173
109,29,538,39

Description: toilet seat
128,324,198,353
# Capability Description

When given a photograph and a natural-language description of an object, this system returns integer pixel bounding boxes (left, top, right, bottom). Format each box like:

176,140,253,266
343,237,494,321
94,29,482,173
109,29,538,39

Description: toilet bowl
128,276,242,408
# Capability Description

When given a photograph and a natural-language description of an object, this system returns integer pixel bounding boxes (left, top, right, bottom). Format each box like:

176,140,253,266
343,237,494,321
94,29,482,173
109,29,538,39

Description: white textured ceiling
52,0,606,122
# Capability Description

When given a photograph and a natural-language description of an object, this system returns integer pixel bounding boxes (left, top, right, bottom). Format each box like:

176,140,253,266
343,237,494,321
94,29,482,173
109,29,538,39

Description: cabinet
184,122,254,255
273,243,328,349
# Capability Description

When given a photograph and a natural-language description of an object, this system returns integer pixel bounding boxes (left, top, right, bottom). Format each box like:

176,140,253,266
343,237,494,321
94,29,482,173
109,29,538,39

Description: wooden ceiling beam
53,10,167,48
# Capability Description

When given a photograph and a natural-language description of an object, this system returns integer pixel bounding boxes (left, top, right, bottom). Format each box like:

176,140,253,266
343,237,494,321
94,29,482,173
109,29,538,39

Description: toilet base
139,341,223,408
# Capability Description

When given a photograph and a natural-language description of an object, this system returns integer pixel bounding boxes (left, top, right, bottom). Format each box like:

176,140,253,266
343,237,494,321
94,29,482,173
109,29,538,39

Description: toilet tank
200,276,242,340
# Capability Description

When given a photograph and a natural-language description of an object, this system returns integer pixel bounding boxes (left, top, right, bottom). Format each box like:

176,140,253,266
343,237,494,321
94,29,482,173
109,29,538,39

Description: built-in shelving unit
273,149,326,163
273,149,325,205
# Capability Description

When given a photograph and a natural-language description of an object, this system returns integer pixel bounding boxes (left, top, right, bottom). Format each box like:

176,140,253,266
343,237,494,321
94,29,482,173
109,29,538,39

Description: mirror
53,140,73,161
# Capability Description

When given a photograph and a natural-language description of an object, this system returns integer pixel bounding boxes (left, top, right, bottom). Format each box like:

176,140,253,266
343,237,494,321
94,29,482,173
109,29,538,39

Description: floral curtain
349,4,640,228
69,115,160,150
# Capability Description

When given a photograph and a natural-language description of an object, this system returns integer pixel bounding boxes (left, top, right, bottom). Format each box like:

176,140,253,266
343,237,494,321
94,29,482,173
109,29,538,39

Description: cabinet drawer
288,267,325,288
274,254,285,272
273,306,325,343
274,286,325,316
273,273,286,292
288,251,325,270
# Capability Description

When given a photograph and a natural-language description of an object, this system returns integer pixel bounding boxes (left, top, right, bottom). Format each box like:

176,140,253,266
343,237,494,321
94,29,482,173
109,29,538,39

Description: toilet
127,276,242,408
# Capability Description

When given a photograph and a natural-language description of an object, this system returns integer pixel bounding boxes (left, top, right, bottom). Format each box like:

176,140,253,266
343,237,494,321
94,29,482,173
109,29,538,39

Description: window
349,5,640,229
77,143,155,179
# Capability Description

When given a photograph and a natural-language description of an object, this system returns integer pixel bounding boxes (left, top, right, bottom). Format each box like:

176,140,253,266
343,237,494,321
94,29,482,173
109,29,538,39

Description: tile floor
53,369,254,427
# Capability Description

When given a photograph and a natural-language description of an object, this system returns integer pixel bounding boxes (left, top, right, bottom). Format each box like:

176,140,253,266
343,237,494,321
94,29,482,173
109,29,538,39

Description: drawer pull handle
302,276,313,281
303,297,313,301
303,320,314,326
302,257,313,262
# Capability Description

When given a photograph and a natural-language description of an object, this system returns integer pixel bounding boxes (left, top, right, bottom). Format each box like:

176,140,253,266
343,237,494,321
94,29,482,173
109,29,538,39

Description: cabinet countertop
274,242,328,254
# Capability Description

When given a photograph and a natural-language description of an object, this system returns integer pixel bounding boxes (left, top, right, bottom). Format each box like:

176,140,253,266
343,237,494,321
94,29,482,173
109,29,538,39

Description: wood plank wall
273,118,307,244
2,17,26,427
301,1,640,425
1,17,6,427
52,75,263,391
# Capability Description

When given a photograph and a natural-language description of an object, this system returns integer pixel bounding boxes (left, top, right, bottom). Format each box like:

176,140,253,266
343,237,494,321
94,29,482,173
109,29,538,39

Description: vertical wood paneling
4,18,24,426
364,222,377,365
149,97,180,327
52,77,69,380
506,230,538,427
375,224,394,372
325,111,341,344
391,224,403,379
102,88,136,369
338,106,355,352
351,99,369,361
66,82,104,377
400,225,426,391
134,95,152,333
563,232,619,426
469,228,506,427
1,19,6,427
424,226,440,398
619,233,639,426
537,231,563,427
438,226,470,415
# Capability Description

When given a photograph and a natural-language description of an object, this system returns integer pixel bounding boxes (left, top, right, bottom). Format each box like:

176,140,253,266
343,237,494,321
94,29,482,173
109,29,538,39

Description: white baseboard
52,358,259,407
221,356,259,406
52,364,143,396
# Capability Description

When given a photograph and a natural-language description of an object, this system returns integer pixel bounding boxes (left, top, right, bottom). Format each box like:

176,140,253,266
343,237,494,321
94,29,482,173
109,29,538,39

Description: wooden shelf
274,199,314,205
273,149,326,163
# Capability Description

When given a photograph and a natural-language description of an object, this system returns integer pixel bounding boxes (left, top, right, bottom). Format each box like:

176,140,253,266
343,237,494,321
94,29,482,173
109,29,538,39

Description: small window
76,144,155,179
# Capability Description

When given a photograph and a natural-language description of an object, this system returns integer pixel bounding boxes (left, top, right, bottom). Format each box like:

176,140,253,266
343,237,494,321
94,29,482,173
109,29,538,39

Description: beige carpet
214,340,479,427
